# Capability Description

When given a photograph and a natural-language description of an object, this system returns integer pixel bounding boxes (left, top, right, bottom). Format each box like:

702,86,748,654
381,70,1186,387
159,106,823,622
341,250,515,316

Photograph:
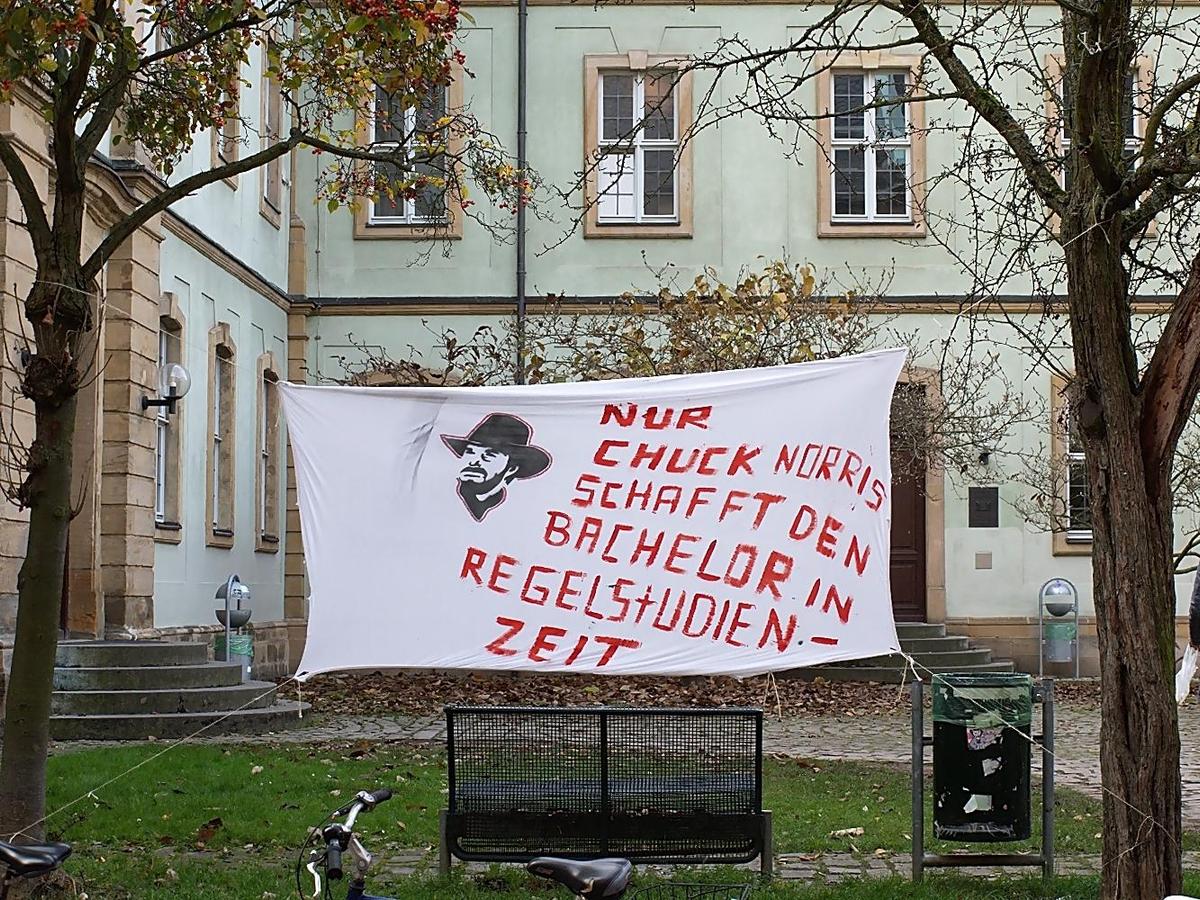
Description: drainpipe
515,0,528,385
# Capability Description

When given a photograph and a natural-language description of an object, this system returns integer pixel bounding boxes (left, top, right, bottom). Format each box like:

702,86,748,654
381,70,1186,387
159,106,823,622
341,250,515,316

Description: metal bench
439,705,772,875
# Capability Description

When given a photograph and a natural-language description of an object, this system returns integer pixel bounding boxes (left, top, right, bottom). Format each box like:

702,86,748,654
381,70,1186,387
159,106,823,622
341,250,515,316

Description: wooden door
889,450,928,621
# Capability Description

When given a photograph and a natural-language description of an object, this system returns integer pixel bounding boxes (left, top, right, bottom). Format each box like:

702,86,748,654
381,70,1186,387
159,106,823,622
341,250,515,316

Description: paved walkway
149,702,1200,828
157,843,1200,883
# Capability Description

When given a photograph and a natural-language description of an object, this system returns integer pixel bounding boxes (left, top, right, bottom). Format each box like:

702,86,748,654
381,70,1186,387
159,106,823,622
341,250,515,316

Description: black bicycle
0,839,71,900
298,788,751,899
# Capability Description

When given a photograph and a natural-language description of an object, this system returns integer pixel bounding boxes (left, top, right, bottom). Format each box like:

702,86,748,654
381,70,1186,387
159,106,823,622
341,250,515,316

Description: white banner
283,350,907,678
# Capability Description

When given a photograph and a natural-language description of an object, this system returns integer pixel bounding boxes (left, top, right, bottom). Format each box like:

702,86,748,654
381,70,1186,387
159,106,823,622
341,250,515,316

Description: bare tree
590,4,1200,895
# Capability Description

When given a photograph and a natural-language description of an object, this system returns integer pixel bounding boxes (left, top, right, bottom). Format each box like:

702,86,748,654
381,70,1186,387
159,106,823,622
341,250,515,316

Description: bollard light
215,575,252,674
1038,578,1079,677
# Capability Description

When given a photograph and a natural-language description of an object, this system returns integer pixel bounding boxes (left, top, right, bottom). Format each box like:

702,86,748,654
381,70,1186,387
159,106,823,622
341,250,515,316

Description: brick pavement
156,844,1200,883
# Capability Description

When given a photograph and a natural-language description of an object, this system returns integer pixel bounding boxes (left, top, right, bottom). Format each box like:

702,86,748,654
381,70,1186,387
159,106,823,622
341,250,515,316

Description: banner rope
5,675,301,843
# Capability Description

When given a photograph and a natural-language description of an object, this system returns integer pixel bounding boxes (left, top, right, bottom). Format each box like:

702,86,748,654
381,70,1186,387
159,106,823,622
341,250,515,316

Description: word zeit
461,403,891,669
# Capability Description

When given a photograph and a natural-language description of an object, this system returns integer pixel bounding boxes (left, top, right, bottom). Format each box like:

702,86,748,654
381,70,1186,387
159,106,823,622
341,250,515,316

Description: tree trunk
0,272,85,841
0,392,77,841
1064,228,1183,899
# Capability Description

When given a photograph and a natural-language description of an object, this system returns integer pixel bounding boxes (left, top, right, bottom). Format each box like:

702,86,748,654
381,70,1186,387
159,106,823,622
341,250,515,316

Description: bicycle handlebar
325,841,343,880
322,788,393,881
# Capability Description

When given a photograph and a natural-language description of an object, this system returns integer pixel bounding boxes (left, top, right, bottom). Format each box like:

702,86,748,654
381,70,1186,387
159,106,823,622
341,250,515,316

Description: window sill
155,520,183,545
256,532,281,554
584,221,692,239
207,528,235,550
354,222,461,241
1052,531,1092,556
819,219,926,239
259,198,282,229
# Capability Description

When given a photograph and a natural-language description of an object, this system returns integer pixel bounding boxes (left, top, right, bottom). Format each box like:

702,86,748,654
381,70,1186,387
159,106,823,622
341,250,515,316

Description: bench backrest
445,705,764,862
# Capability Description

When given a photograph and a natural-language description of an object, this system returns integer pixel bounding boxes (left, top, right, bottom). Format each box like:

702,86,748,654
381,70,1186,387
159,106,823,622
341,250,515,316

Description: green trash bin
1042,620,1076,663
214,633,253,682
932,673,1033,842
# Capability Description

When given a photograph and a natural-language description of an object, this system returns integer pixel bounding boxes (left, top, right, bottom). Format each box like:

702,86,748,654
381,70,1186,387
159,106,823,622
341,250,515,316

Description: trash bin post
1042,677,1055,882
911,678,924,883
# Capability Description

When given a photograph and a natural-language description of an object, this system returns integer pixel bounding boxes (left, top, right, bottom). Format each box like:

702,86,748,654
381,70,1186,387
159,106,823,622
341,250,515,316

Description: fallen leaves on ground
285,672,920,718
194,817,223,848
830,827,865,838
281,672,1101,718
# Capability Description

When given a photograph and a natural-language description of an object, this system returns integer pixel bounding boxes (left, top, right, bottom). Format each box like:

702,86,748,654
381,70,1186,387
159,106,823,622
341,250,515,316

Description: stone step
50,701,311,741
786,661,1016,684
894,623,947,640
898,636,971,654
854,648,995,669
53,661,244,691
51,681,278,716
56,640,209,669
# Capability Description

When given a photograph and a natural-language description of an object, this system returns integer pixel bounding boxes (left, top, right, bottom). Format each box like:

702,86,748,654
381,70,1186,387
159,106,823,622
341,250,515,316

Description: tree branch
1073,50,1126,196
77,22,136,164
63,0,113,119
1143,73,1200,161
81,133,301,281
136,2,298,70
889,0,1067,214
1140,251,1200,494
0,131,52,261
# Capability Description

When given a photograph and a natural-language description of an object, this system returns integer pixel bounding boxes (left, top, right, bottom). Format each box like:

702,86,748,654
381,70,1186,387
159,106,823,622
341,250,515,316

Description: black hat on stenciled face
441,413,552,479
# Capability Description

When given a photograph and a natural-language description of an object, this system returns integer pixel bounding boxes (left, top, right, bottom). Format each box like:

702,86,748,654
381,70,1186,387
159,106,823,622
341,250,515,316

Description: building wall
151,231,289,629
289,2,1199,679
298,3,1200,301
1,55,295,660
2,1,1198,682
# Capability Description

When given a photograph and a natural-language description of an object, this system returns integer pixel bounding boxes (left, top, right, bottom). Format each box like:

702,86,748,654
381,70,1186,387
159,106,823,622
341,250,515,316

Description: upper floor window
1053,59,1142,189
815,55,926,238
831,72,911,222
368,84,450,226
596,70,679,223
584,54,694,239
213,86,241,187
261,35,285,225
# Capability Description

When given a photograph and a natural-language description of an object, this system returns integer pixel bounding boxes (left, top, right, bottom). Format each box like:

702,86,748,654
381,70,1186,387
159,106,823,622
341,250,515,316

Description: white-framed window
596,70,679,223
1059,70,1139,189
154,328,171,524
830,71,911,222
1063,407,1092,541
368,84,449,225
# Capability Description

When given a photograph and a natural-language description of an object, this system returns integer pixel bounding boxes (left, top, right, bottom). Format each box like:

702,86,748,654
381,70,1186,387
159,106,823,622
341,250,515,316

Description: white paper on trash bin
1177,645,1199,704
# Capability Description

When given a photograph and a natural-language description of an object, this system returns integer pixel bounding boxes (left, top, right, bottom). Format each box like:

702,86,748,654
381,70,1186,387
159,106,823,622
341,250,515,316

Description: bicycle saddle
527,857,633,898
0,840,71,876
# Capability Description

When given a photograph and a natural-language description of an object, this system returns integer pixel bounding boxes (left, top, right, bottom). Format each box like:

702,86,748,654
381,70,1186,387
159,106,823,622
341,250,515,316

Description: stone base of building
143,619,303,679
947,615,1195,678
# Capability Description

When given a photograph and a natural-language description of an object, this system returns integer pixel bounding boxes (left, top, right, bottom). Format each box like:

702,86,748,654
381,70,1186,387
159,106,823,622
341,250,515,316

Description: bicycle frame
300,789,599,900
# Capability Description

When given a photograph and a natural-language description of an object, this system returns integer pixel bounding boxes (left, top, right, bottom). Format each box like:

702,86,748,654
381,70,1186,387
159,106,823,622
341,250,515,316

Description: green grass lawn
33,742,1196,899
